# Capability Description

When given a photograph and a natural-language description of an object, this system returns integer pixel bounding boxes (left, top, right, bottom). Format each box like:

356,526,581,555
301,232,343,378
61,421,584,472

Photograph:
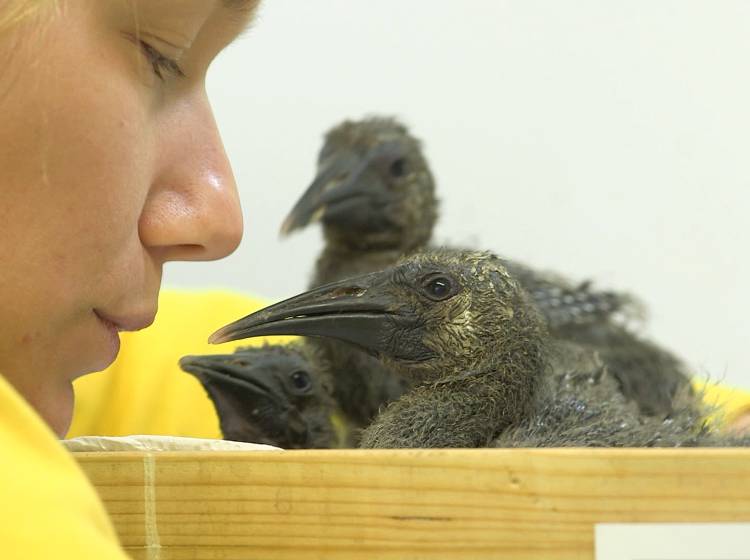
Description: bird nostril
323,173,350,193
330,286,366,298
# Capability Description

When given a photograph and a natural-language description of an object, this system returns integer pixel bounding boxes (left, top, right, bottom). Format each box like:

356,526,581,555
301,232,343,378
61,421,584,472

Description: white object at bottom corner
595,523,750,560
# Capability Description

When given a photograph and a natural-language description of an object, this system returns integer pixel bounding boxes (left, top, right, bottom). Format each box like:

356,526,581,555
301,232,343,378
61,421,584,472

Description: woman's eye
138,40,184,81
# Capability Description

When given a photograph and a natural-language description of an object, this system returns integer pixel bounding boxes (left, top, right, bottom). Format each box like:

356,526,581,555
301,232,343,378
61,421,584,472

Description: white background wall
165,1,750,389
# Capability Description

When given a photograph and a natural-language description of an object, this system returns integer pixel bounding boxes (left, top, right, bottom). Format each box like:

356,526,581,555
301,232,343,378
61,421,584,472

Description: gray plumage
281,117,436,427
281,116,437,284
209,250,746,449
208,250,544,447
280,116,690,419
493,341,710,448
503,260,692,416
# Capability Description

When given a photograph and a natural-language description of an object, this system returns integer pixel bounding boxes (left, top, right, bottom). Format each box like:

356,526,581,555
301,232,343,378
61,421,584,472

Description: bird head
280,116,437,252
210,250,547,384
179,344,339,448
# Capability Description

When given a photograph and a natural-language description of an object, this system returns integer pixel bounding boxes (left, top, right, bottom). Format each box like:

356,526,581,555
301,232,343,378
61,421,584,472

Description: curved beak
179,353,278,402
208,271,436,362
280,155,387,236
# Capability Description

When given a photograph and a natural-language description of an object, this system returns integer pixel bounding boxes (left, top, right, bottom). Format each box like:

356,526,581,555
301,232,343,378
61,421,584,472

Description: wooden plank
75,449,750,560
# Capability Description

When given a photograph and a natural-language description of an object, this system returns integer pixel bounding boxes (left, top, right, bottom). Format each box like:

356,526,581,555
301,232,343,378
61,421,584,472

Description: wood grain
75,448,750,559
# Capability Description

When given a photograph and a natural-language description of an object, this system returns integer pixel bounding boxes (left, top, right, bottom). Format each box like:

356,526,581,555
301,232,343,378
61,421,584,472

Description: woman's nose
139,93,244,262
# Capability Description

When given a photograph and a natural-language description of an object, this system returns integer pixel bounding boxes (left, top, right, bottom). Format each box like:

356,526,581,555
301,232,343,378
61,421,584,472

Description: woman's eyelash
138,40,185,81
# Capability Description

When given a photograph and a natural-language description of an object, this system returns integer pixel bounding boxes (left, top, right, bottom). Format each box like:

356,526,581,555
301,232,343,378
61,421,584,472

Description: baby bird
211,250,547,448
281,116,438,286
209,250,739,449
281,117,436,427
179,344,349,449
281,116,690,419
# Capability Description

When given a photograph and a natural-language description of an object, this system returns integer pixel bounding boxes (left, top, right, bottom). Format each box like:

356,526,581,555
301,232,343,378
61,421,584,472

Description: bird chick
211,250,548,448
179,344,349,449
281,116,438,426
281,116,437,284
280,116,689,420
209,251,745,449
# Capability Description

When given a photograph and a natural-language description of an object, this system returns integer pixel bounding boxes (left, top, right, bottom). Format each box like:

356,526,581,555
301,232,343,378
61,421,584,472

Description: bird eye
289,370,312,392
419,274,459,301
389,158,408,178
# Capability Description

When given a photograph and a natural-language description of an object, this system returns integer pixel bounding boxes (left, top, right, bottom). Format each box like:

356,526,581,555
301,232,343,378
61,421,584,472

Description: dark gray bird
179,344,351,449
493,340,710,448
280,116,690,419
211,250,548,447
505,261,692,417
209,250,743,449
281,116,437,286
280,117,435,428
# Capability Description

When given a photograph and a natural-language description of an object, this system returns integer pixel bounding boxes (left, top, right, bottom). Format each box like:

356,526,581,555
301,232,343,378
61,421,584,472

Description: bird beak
179,353,279,402
209,272,436,362
280,156,386,236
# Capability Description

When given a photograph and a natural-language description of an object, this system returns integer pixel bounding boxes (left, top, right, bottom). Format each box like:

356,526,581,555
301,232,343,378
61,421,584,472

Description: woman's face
0,0,256,435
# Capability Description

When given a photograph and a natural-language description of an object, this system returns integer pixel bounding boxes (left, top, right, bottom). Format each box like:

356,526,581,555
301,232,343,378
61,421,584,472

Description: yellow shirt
695,378,750,427
0,374,128,559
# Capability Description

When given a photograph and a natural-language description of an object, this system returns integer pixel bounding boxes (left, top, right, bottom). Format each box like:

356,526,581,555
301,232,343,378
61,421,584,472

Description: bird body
494,340,703,448
502,259,693,416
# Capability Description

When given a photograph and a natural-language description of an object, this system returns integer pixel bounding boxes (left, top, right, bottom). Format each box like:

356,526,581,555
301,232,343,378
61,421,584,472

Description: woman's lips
60,309,158,378
92,309,156,369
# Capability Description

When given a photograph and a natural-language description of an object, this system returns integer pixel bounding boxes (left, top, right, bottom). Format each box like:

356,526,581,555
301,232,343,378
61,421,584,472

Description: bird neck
314,241,411,287
322,223,429,253
397,327,549,424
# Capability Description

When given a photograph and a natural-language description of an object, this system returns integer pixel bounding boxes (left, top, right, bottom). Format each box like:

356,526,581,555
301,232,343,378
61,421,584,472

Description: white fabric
62,434,282,452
